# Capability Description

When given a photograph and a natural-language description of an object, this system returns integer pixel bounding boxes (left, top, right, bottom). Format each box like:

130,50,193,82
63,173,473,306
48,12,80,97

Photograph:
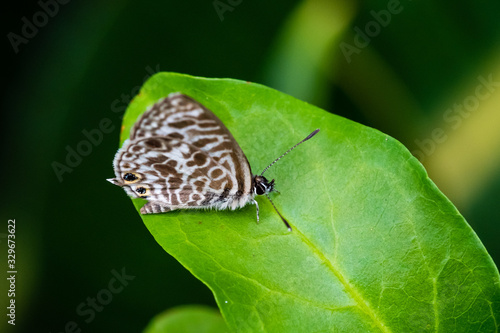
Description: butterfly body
108,93,271,216
108,92,318,230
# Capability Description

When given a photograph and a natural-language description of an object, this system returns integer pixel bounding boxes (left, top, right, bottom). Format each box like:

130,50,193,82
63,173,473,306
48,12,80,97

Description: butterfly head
253,175,275,196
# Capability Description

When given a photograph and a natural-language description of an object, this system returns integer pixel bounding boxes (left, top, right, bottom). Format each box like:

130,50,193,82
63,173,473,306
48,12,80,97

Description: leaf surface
118,72,500,332
143,305,228,333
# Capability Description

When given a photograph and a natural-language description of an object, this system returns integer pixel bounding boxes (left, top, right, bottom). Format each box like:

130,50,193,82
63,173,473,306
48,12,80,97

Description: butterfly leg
252,199,260,223
140,202,172,214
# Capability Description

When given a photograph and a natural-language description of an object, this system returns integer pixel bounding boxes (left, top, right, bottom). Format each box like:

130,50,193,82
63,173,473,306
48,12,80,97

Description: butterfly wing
131,93,252,192
110,93,254,213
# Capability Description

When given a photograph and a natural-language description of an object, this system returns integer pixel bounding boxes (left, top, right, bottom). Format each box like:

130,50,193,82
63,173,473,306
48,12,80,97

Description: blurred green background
2,0,500,332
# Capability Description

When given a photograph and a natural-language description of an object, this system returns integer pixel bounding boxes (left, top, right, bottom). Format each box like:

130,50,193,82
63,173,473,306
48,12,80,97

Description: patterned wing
110,93,254,214
130,93,252,193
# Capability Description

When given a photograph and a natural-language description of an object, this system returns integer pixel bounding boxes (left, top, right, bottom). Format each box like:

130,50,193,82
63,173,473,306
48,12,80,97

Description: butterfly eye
255,184,265,195
123,173,140,183
135,186,150,198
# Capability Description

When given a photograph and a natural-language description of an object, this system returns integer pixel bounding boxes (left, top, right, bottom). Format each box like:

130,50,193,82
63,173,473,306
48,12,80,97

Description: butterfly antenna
261,129,320,176
265,193,292,232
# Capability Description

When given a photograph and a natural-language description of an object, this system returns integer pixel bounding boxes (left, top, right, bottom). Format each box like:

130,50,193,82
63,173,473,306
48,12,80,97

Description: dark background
3,0,500,332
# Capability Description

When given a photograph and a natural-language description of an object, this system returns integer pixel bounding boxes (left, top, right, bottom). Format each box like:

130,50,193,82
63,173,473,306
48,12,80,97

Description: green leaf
143,305,228,333
119,72,500,332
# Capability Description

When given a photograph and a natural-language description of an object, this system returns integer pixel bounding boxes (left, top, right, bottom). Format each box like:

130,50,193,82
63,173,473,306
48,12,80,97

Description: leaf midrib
293,227,392,333
173,199,392,332
177,221,356,313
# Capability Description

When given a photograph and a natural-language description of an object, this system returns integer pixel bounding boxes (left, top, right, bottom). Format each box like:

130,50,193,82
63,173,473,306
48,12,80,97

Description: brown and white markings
107,92,319,231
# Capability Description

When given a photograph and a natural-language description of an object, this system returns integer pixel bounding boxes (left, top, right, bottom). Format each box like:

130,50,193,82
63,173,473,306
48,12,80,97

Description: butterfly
107,92,319,231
